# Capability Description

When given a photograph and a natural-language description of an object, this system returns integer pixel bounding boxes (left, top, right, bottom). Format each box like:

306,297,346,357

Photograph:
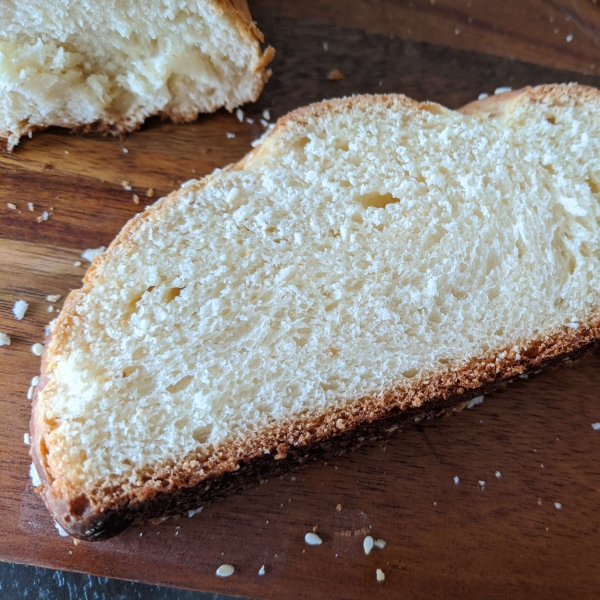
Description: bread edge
30,84,600,540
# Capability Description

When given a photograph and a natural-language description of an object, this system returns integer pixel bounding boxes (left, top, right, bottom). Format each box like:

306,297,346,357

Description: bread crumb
494,86,512,95
121,180,132,190
27,203,34,211
591,423,600,431
467,395,484,409
132,194,140,205
13,299,28,320
226,132,236,138
304,532,322,546
325,347,338,356
216,564,234,577
31,343,43,356
336,503,342,511
146,188,154,198
31,376,39,386
328,69,344,81
7,202,16,210
46,294,61,303
258,565,265,576
376,568,385,582
373,539,386,549
312,524,318,532
73,261,82,267
30,462,41,486
0,332,11,346
363,535,374,555
82,247,106,262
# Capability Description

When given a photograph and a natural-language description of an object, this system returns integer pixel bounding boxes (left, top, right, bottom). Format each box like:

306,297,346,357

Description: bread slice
0,0,273,150
31,84,600,540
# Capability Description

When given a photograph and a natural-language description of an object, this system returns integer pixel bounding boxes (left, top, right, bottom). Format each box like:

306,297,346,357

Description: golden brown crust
31,84,600,540
1,0,274,152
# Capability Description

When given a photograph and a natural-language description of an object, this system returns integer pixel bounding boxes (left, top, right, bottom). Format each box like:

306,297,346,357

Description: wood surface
1,4,600,599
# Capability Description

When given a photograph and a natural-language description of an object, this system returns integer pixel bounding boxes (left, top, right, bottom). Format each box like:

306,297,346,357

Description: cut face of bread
0,0,273,150
32,84,600,539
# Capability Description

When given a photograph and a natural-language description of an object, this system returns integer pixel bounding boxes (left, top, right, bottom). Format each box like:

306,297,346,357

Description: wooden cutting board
2,4,600,599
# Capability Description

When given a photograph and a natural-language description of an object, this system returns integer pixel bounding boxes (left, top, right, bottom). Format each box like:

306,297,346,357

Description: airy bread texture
0,0,273,150
32,84,600,539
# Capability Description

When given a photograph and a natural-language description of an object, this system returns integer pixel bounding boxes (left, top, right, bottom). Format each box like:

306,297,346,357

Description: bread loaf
31,84,600,540
0,0,273,150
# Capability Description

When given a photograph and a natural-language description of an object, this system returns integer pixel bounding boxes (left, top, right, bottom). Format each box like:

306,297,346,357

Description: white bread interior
0,0,272,150
35,85,600,505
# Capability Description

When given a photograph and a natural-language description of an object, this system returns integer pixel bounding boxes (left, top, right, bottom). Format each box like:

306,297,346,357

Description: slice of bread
31,84,600,540
0,0,273,150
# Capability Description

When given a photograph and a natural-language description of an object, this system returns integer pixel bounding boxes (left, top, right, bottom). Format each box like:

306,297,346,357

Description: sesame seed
258,565,265,576
226,188,241,203
215,564,234,577
262,109,270,121
27,203,34,211
591,423,600,431
180,179,197,188
31,343,43,356
122,148,128,153
27,385,35,400
235,108,244,122
146,188,154,198
7,202,16,210
478,93,489,100
455,27,460,34
260,119,269,127
376,568,385,582
566,33,573,42
41,211,49,221
47,306,54,313
246,117,254,124
323,41,328,51
495,86,512,95
226,132,236,138
554,502,562,510
24,432,30,445
328,69,344,81
478,480,485,488
304,532,322,546
453,476,460,485
73,261,82,267
336,503,342,511
132,194,140,205
363,535,374,555
495,471,501,478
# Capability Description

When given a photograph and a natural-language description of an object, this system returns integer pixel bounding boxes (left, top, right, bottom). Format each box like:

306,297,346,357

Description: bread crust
31,84,600,540
0,0,274,151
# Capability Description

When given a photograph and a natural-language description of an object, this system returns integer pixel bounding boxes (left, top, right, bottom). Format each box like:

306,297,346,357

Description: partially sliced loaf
0,0,273,150
32,84,600,540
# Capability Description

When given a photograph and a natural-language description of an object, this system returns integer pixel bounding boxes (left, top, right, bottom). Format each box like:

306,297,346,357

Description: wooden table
2,2,600,598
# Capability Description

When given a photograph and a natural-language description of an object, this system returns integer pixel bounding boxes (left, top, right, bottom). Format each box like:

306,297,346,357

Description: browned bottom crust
35,318,600,540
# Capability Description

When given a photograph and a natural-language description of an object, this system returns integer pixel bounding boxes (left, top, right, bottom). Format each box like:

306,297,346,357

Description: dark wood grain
1,8,600,600
250,0,600,75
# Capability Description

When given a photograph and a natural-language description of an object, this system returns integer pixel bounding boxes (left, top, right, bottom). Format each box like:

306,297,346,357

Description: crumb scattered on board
13,300,28,320
82,247,106,262
328,69,344,81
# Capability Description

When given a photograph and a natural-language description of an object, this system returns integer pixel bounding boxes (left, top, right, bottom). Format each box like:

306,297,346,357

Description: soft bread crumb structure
0,0,273,150
32,85,600,540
